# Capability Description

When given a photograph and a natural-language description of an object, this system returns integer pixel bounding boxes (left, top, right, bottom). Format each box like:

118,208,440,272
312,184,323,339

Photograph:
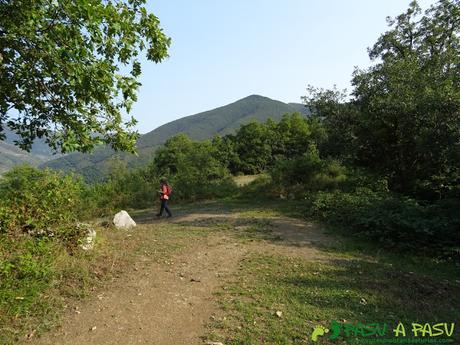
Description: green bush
82,166,159,216
153,134,238,201
305,189,460,252
0,166,85,242
171,173,237,201
269,145,347,196
340,168,390,193
237,174,278,200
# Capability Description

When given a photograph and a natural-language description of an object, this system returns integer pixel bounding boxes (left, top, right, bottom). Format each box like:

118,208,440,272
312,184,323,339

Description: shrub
269,145,347,196
305,189,460,252
0,166,85,242
82,168,159,216
237,174,278,200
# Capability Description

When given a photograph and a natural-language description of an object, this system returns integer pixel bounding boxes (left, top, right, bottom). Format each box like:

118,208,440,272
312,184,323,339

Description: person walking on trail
156,177,172,218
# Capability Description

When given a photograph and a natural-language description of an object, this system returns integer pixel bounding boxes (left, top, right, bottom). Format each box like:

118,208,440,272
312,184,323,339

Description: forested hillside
42,95,308,181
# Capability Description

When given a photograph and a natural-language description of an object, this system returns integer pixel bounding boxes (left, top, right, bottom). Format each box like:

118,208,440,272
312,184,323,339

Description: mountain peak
41,95,307,181
237,94,275,103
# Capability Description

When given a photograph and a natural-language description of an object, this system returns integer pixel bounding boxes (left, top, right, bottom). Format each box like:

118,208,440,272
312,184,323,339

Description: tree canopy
0,0,170,153
306,0,460,199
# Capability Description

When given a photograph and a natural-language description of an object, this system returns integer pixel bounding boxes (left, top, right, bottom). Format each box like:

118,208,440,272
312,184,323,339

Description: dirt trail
30,210,332,345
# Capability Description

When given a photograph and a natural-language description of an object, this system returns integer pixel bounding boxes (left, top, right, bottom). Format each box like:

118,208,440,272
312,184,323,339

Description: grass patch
170,198,307,220
320,227,460,282
0,237,59,343
207,253,460,345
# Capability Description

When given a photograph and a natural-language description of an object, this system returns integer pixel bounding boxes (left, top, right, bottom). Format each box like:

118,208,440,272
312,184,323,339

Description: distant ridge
0,128,57,174
42,95,309,181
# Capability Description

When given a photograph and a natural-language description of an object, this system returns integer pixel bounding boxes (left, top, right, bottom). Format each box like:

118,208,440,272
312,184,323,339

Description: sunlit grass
207,253,460,345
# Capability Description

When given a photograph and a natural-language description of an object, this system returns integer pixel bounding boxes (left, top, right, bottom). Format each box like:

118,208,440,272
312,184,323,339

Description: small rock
205,342,224,345
79,224,96,251
190,277,201,282
360,298,368,305
26,330,36,339
90,326,97,331
275,310,283,318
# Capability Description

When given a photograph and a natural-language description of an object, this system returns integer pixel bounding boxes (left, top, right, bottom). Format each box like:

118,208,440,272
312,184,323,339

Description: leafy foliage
302,86,359,162
0,0,170,153
81,160,160,215
0,166,85,242
305,188,460,254
269,145,347,195
231,121,273,174
352,0,460,197
154,134,237,201
216,113,324,175
305,0,460,199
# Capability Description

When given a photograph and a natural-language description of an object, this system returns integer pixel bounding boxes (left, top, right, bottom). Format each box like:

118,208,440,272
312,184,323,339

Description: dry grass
232,174,264,186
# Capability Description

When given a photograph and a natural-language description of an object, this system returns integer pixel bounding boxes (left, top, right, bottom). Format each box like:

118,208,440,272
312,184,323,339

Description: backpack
166,184,173,197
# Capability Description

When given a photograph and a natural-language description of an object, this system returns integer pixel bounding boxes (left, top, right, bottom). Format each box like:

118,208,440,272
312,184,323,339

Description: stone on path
113,210,136,229
81,229,97,250
78,223,96,251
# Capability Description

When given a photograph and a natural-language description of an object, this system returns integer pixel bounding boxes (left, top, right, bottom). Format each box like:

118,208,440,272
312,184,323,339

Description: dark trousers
159,199,172,217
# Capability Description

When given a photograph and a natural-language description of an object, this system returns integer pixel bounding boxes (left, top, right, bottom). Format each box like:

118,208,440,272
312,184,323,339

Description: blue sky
132,0,437,133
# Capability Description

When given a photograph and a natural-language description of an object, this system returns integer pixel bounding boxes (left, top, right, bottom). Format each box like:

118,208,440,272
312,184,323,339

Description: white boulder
113,210,136,229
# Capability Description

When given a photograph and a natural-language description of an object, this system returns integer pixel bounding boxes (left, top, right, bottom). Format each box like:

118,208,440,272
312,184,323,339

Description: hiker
156,177,172,218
